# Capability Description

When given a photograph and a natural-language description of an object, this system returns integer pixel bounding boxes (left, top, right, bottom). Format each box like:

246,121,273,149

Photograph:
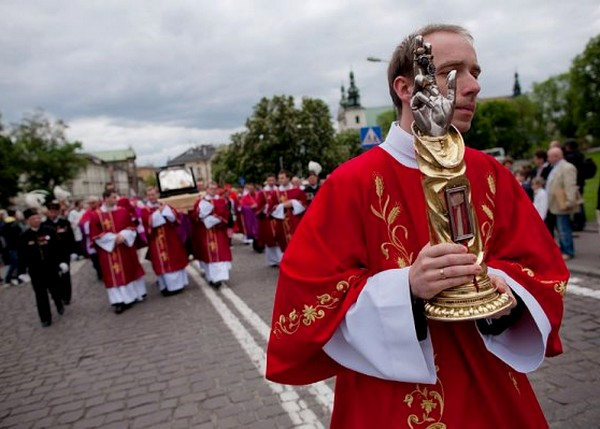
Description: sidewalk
566,222,600,278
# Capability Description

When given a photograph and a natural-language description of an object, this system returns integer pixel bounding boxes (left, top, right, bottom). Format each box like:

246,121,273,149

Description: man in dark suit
43,201,76,305
18,208,65,327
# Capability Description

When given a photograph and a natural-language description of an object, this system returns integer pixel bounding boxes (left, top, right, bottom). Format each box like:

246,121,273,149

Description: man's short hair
102,189,116,200
278,170,292,178
387,24,473,114
534,150,547,162
23,208,38,219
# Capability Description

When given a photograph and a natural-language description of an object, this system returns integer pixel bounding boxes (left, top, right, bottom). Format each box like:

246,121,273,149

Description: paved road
0,239,598,428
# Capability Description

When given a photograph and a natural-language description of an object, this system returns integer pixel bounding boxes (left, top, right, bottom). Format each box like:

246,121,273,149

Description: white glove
59,263,69,274
70,253,78,261
18,274,31,283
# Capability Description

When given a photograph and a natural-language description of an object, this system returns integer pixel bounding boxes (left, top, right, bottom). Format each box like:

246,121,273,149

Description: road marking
186,267,325,429
568,284,600,300
219,286,335,414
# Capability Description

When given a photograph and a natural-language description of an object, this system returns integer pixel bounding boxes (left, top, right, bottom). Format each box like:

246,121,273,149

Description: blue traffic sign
360,126,383,148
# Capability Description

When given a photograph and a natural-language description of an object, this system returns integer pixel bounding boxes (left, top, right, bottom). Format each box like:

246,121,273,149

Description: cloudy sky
1,1,599,166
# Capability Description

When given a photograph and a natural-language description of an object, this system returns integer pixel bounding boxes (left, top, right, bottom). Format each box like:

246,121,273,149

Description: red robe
270,187,307,252
266,146,567,428
89,207,145,288
255,187,278,248
141,204,189,275
191,197,232,263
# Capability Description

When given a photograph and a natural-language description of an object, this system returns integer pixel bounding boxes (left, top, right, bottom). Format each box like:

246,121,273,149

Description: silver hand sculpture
410,35,457,137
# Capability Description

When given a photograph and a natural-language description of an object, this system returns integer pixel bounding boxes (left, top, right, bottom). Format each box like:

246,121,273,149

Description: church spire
512,72,522,97
346,71,361,108
340,84,348,107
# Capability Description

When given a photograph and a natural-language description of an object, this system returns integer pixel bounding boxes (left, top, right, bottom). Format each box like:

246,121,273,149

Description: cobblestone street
0,239,599,428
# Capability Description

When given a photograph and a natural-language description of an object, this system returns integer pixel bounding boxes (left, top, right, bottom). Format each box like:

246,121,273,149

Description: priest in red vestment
90,190,146,314
191,182,232,288
270,170,307,253
141,187,189,296
266,24,567,429
255,173,282,266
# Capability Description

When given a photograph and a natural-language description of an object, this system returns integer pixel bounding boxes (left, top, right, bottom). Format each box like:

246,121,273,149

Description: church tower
337,71,367,131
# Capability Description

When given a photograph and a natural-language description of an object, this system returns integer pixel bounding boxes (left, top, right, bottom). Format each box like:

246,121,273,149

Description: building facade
167,145,216,183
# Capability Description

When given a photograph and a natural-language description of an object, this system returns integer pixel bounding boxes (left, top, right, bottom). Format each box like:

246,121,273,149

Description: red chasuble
255,188,278,248
270,187,307,252
191,197,232,263
89,207,145,288
266,147,567,428
140,205,188,275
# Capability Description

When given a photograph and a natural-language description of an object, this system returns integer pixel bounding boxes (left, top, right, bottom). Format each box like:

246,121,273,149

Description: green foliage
376,109,396,139
569,34,600,145
583,150,600,222
0,117,21,207
211,95,343,184
5,111,86,198
466,97,545,158
327,130,362,167
530,73,577,139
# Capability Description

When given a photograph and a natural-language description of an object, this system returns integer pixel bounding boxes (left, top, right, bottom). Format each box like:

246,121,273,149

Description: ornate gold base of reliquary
424,269,513,321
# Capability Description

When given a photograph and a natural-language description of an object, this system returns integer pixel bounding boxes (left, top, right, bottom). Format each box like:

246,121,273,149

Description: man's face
278,173,289,186
308,174,318,186
547,150,561,165
533,156,544,167
104,192,118,207
423,31,481,133
47,209,59,220
266,177,276,187
146,189,158,203
207,184,218,196
28,214,42,229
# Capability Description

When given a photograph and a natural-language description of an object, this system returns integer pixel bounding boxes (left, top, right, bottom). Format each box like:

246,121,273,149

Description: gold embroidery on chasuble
369,174,414,268
479,173,496,253
404,360,446,428
514,263,567,297
272,278,354,339
508,371,521,394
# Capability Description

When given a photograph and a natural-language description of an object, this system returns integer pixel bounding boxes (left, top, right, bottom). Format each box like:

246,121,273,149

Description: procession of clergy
17,168,319,325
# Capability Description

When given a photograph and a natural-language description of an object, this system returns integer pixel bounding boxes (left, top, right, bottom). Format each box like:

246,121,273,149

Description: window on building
355,116,360,124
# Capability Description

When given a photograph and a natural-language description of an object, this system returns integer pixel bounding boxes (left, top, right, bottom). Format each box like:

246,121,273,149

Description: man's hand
115,234,125,245
488,274,517,318
410,35,456,137
409,243,481,300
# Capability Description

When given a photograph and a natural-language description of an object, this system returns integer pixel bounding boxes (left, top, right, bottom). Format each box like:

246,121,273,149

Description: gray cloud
1,0,599,166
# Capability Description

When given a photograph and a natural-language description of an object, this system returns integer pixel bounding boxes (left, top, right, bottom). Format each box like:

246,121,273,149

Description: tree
0,115,21,207
569,34,600,145
530,73,576,139
10,111,87,194
211,95,339,184
466,98,543,158
376,109,396,139
326,130,362,169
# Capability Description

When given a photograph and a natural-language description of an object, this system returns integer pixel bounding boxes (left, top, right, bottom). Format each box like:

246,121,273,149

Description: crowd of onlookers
503,139,598,260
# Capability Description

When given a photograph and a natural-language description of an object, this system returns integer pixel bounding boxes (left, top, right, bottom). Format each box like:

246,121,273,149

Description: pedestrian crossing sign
360,126,383,148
